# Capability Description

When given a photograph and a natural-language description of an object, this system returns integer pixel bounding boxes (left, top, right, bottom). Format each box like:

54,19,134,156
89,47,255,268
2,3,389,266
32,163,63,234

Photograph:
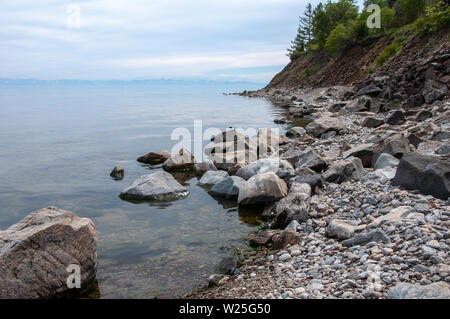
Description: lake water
0,80,294,298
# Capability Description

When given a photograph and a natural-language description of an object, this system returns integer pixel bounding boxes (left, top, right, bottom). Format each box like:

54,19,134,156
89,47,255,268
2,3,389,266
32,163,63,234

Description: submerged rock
0,207,97,298
162,149,196,172
194,160,217,176
119,171,189,201
110,165,124,180
198,170,228,187
209,176,245,200
137,150,171,165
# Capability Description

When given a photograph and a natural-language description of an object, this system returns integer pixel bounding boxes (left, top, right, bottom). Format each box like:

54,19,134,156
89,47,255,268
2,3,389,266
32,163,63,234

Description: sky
0,0,364,83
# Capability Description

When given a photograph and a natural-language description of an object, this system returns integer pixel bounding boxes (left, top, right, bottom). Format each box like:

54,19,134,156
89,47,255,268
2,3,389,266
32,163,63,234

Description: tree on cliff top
287,3,314,59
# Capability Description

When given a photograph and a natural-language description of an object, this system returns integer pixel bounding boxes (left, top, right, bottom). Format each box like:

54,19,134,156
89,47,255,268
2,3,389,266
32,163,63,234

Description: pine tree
287,3,314,58
299,3,314,45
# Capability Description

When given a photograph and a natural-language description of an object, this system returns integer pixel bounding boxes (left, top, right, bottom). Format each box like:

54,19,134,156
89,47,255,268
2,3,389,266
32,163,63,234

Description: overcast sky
0,0,364,83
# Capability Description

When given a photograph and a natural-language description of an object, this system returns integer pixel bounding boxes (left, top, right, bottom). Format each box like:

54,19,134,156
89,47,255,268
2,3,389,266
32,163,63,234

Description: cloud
0,0,364,81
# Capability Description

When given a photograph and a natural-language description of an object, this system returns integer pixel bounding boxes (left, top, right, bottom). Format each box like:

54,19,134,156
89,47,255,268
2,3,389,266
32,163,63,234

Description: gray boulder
341,230,391,247
382,136,411,159
162,148,196,172
362,117,384,128
388,282,450,299
385,110,406,126
323,157,366,184
295,149,327,172
357,84,382,97
305,114,344,138
236,157,294,181
373,153,400,170
393,153,450,200
209,176,245,200
137,150,171,165
343,143,375,168
194,160,217,176
325,219,365,240
198,170,229,187
119,171,189,201
0,207,97,298
272,183,311,229
238,172,288,207
289,174,324,192
110,165,124,180
286,127,306,138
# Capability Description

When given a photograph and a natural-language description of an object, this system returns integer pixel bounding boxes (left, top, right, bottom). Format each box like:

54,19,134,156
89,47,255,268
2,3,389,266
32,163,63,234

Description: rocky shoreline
1,74,449,299
186,81,450,299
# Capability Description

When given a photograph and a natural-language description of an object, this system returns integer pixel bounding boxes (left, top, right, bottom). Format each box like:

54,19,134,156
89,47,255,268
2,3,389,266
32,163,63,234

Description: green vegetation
287,0,449,61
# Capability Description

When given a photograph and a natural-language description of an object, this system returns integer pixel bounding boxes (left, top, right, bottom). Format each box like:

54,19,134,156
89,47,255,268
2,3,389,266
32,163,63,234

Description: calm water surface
0,81,290,298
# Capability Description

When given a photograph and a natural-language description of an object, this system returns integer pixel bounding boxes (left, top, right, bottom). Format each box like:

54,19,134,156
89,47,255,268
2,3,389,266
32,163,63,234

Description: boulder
249,229,282,248
423,88,445,104
416,110,433,122
271,229,301,250
388,282,450,299
362,117,384,128
286,127,306,138
382,136,411,159
373,153,400,170
272,183,311,229
417,140,444,155
289,174,324,192
322,157,366,184
209,176,245,200
162,148,196,172
257,128,289,146
198,170,229,187
328,102,347,113
210,150,257,171
194,160,217,176
295,149,327,172
236,157,294,181
238,172,288,207
357,84,382,97
385,110,406,126
0,207,97,298
393,153,450,200
119,171,189,201
217,256,239,275
342,143,375,168
110,165,124,180
137,150,171,165
341,230,391,247
211,129,245,144
407,133,424,148
326,219,365,240
305,114,344,138
369,206,425,227
204,140,249,156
